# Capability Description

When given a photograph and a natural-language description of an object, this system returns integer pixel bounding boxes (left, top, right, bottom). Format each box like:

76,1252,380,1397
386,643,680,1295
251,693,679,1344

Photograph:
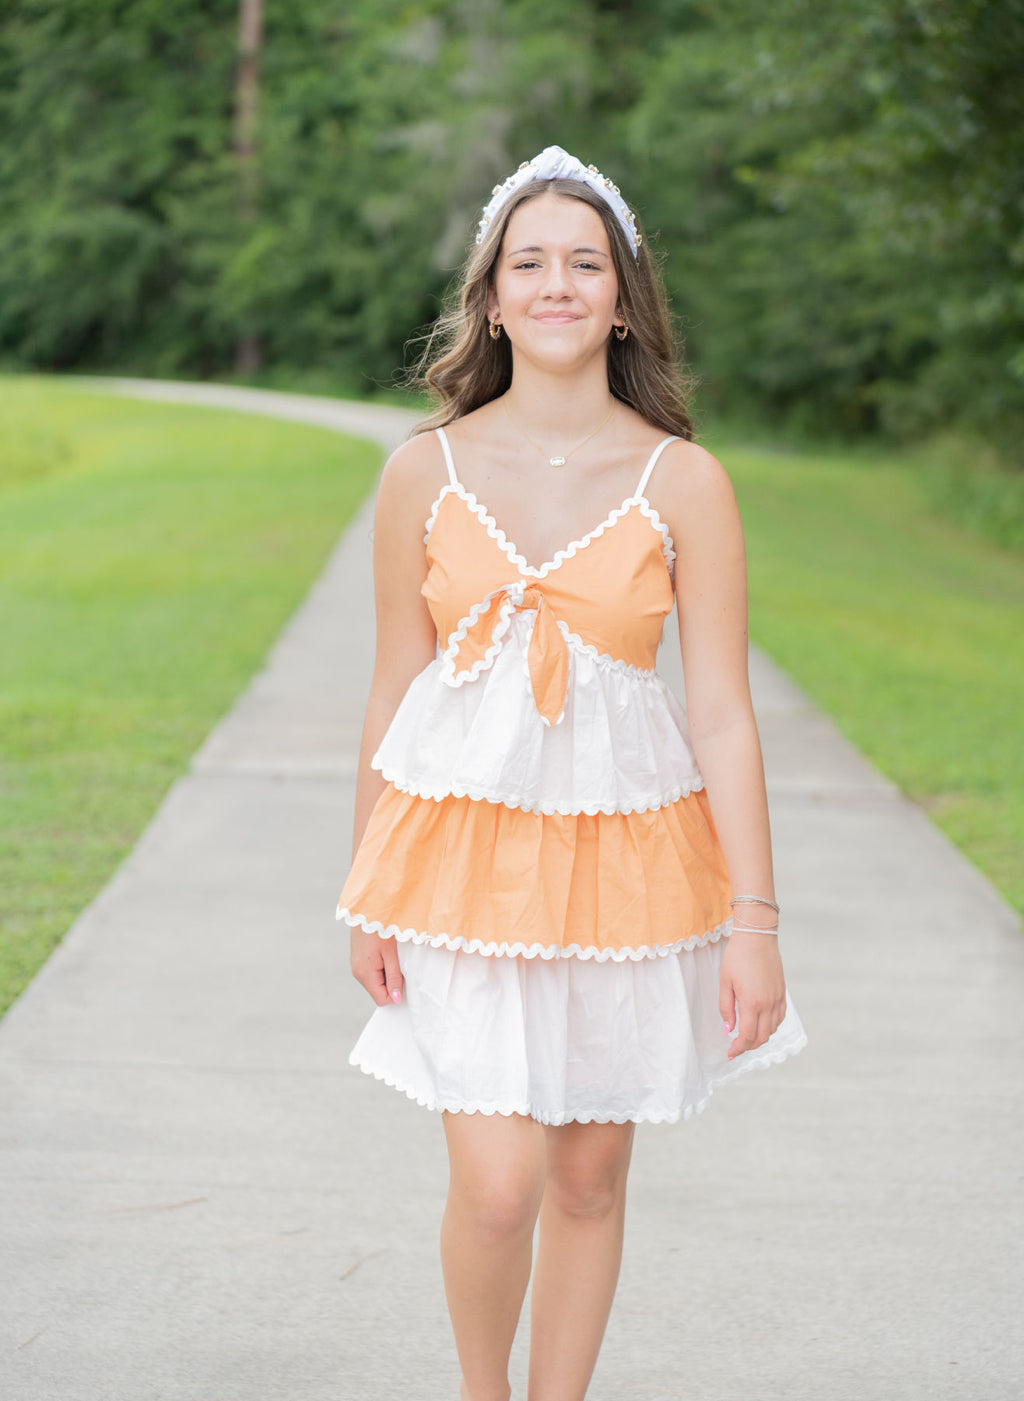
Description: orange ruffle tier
338,785,732,961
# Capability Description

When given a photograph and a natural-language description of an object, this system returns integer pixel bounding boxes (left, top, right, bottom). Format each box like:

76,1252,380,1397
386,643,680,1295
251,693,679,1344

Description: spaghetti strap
435,427,459,487
633,436,680,499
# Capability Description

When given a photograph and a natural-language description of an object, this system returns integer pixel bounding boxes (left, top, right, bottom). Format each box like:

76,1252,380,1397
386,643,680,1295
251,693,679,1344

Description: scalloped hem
375,768,705,816
349,1031,807,1126
337,907,731,961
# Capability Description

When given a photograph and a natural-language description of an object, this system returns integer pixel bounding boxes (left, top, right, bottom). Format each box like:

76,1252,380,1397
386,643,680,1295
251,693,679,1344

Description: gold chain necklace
503,398,615,468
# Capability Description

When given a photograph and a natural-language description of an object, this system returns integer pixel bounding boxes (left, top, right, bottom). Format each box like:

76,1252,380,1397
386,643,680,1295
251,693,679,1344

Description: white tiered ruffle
350,936,808,1125
374,611,703,816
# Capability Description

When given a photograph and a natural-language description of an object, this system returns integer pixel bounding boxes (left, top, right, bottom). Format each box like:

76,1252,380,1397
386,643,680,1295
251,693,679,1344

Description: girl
338,146,806,1401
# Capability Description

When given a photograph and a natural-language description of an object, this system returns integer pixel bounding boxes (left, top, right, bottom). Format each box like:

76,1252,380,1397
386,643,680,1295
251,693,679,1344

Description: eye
574,260,602,272
512,259,541,270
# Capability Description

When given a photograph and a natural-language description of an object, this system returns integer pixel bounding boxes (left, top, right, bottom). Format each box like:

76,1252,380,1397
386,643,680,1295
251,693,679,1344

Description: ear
613,305,626,329
486,286,500,320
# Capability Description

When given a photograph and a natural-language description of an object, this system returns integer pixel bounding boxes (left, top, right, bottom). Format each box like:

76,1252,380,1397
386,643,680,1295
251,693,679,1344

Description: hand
350,925,405,1007
719,930,787,1061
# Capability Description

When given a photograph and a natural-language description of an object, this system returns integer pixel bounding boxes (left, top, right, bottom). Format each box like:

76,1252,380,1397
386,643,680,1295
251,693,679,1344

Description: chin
521,332,601,360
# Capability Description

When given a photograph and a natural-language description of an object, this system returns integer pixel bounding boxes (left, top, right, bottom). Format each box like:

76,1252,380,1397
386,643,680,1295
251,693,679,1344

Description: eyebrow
506,245,609,256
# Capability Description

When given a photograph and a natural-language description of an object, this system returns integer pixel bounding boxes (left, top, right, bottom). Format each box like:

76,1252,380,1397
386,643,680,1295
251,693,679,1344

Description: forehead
501,191,611,252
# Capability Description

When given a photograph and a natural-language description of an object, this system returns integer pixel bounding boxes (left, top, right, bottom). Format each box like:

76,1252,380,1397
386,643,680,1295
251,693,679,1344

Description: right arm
348,434,443,1008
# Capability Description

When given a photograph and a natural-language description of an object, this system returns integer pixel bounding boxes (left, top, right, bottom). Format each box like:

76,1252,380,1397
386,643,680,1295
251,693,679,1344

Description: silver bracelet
731,921,779,936
729,895,780,914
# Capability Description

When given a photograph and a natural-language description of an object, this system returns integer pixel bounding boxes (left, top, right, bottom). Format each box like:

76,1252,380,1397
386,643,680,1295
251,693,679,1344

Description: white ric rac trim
424,484,676,579
337,909,732,962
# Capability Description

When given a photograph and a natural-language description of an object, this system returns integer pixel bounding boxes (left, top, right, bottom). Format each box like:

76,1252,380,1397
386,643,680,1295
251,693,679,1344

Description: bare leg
527,1120,635,1401
441,1110,547,1401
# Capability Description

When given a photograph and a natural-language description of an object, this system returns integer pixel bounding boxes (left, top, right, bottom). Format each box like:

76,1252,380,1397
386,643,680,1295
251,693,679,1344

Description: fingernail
391,988,402,1005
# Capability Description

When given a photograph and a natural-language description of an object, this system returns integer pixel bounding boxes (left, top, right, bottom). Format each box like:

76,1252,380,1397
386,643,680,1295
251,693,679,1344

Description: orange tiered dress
338,428,805,1123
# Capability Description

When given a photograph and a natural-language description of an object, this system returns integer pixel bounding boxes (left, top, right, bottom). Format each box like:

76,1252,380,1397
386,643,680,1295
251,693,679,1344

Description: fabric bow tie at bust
439,581,570,728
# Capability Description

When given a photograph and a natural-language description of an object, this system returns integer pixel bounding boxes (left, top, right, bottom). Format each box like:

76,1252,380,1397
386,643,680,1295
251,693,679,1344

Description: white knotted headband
475,145,642,258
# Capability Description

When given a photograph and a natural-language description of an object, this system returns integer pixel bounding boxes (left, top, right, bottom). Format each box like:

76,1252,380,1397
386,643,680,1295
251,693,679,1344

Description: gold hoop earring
614,325,629,342
489,319,502,341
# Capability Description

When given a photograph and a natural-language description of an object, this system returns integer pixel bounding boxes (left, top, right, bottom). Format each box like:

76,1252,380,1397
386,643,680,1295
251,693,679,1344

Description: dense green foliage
0,377,379,1014
633,1,1024,447
1,1,1022,458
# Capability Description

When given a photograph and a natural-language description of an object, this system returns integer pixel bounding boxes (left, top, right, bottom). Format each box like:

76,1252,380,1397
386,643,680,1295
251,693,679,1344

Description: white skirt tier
350,933,807,1126
374,611,704,816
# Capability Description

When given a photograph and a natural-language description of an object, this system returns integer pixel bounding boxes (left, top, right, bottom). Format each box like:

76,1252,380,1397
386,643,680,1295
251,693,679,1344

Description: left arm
660,442,787,1059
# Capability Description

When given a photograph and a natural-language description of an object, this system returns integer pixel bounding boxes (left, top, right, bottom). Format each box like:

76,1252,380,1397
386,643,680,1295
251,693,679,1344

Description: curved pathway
1,379,1020,1400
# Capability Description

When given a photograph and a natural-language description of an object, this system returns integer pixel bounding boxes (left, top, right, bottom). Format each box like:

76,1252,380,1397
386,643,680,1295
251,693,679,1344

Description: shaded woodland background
2,0,1023,466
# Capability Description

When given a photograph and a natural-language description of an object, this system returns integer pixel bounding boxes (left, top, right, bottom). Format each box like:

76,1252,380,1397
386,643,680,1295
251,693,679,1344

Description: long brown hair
409,178,695,439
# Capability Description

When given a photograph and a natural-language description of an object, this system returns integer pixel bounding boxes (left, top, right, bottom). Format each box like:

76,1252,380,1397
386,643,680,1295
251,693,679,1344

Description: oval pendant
549,456,566,467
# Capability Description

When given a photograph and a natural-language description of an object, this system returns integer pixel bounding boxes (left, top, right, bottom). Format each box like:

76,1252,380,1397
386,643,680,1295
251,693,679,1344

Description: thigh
543,1119,636,1204
443,1110,548,1204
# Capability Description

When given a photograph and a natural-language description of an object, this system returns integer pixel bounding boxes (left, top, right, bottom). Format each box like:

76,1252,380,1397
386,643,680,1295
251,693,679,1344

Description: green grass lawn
704,427,1024,918
0,376,380,1015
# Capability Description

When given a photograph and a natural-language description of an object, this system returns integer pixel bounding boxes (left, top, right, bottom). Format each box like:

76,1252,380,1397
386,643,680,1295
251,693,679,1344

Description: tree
233,0,264,373
1,0,1021,459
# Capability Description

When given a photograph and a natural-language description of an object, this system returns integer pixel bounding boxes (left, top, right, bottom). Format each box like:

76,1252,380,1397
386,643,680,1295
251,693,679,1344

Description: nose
539,257,573,298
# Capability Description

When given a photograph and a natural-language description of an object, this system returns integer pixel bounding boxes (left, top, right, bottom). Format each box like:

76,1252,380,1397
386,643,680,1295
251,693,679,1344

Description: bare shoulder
374,429,449,523
651,438,741,538
657,439,736,502
378,429,447,495
365,432,448,568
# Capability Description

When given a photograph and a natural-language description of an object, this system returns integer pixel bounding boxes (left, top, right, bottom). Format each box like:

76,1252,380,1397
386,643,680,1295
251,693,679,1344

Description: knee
449,1170,542,1245
545,1151,631,1222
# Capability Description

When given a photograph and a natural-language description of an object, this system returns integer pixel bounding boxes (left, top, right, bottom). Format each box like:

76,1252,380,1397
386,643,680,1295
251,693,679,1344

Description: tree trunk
233,0,264,376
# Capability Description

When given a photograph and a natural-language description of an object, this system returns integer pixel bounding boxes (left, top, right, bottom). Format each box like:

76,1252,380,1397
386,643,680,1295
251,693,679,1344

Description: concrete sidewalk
2,380,1021,1400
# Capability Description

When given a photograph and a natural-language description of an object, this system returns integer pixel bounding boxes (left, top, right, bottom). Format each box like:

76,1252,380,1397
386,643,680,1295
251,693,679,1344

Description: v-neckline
426,483,675,580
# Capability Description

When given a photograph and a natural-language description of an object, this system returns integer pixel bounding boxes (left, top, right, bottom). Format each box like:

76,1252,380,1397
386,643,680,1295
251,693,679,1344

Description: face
487,192,624,368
